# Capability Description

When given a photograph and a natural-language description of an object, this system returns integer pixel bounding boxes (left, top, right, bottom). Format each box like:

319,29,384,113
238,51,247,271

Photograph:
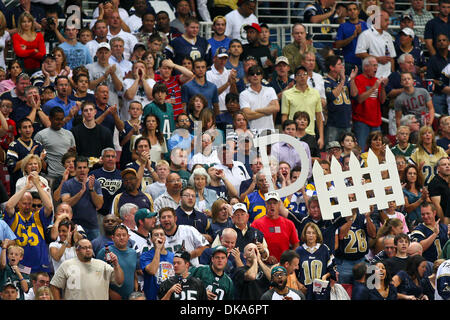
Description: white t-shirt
107,29,138,61
206,65,231,112
224,10,258,45
122,77,156,120
49,242,77,272
90,7,129,29
127,15,143,34
164,225,209,267
266,289,303,300
0,31,10,69
85,40,106,61
239,85,278,132
355,26,396,79
150,139,168,163
188,149,221,171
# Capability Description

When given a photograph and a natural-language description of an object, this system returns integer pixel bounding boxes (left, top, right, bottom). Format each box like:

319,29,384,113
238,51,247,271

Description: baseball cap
215,46,229,58
133,42,146,52
271,266,287,277
401,13,414,21
244,23,261,33
265,191,280,202
97,42,111,51
326,141,341,151
134,208,157,225
121,168,137,177
174,250,191,262
275,56,289,66
40,85,55,95
400,27,415,38
42,54,56,62
2,282,17,291
232,203,248,214
212,245,228,256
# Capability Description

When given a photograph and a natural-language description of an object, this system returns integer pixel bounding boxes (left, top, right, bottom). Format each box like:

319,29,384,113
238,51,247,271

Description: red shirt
251,215,299,262
12,32,46,71
352,74,382,127
0,118,16,150
154,73,184,118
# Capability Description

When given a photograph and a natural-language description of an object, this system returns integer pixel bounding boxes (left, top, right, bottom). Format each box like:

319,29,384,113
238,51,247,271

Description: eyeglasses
248,71,262,76
296,72,308,77
178,119,190,123
272,272,287,278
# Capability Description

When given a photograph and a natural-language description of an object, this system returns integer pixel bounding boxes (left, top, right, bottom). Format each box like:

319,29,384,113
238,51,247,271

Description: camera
47,17,56,26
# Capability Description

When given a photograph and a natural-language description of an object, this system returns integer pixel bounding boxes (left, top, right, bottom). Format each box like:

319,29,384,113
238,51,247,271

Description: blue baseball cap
215,46,229,58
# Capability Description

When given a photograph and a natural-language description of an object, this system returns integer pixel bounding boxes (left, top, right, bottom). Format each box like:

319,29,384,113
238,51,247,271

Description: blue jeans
432,93,447,115
84,228,100,241
353,121,380,151
335,257,366,284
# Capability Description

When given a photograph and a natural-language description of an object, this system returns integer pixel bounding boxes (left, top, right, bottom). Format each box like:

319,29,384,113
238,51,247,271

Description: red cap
244,23,261,33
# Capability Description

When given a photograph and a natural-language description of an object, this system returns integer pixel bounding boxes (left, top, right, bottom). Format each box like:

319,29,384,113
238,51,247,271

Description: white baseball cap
400,27,414,38
232,203,248,214
97,42,111,51
265,191,281,202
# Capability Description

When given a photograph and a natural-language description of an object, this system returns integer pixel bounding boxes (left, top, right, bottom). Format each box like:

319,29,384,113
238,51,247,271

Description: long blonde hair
17,12,36,35
0,12,6,37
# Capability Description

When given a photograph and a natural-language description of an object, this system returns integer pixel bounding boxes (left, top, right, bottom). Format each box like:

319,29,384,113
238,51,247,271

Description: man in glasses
50,238,124,300
24,272,50,300
240,65,279,134
281,65,324,149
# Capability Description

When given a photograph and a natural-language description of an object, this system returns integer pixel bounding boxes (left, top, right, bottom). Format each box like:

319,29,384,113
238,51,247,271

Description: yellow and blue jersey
244,191,290,223
3,208,52,273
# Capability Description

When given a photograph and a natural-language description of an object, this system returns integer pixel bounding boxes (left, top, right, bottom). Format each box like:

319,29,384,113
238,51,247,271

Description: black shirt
232,265,271,300
428,174,450,218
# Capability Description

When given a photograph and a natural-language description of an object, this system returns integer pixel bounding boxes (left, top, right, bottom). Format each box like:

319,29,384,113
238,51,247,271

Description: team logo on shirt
97,178,122,195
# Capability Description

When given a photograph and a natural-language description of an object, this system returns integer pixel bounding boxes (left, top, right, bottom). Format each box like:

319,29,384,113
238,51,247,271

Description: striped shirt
153,191,181,213
154,73,184,118
404,8,434,38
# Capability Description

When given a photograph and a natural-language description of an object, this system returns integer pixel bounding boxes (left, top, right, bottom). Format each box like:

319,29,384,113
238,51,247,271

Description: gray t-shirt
86,62,123,107
394,87,431,116
34,127,76,178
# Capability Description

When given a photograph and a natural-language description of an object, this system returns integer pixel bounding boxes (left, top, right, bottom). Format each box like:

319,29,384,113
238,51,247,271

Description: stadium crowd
0,0,449,301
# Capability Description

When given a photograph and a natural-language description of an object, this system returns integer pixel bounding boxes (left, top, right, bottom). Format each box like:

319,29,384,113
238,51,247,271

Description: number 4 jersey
4,207,52,272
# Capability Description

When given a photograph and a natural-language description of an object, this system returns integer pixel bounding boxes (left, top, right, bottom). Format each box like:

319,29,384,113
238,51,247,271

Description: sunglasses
249,71,262,76
32,204,43,208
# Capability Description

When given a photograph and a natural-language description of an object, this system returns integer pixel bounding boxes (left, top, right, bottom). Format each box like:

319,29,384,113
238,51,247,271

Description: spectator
381,0,400,27
410,202,449,262
355,10,396,79
85,19,109,59
208,16,231,58
155,11,182,49
207,47,238,114
23,272,50,300
15,154,51,199
436,116,449,153
426,33,450,115
11,12,46,75
352,56,387,150
410,126,447,185
130,207,156,259
251,191,299,262
92,0,130,31
49,218,77,272
119,101,143,169
424,0,450,56
281,65,323,149
216,92,241,133
224,0,258,44
4,171,53,273
384,233,411,276
153,172,183,213
167,113,194,154
93,84,124,136
6,0,45,31
30,54,59,88
51,47,72,77
395,27,425,72
158,250,208,300
188,167,219,215
106,11,138,61
58,24,92,70
241,23,273,77
351,262,370,300
128,0,155,33
368,261,398,300
402,164,428,228
188,131,220,171
71,101,114,159
158,207,209,267
91,213,122,255
206,164,238,201
0,244,29,300
144,160,171,201
6,117,45,194
404,0,434,40
119,203,138,232
392,255,429,300
295,222,335,299
302,52,326,109
261,266,305,300
324,55,358,147
2,72,32,125
428,157,450,224
108,37,133,79
269,57,293,115
395,72,434,129
86,42,124,109
0,60,23,94
225,39,245,85
369,234,396,264
50,238,124,300
34,106,75,185
335,3,368,75
52,152,77,203
143,83,175,141
282,23,316,74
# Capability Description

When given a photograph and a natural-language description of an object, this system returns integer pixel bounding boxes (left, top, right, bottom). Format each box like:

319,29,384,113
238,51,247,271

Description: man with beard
140,225,174,300
159,250,207,300
260,266,305,300
97,225,138,300
50,238,124,300
208,16,231,59
159,207,209,267
232,242,271,299
111,168,154,217
190,246,235,300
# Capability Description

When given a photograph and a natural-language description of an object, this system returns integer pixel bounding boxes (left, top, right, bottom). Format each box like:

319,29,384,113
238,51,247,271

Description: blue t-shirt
43,97,78,130
140,249,175,300
225,60,244,84
60,177,103,230
181,79,219,110
97,245,138,300
208,37,231,59
58,42,93,69
335,21,368,66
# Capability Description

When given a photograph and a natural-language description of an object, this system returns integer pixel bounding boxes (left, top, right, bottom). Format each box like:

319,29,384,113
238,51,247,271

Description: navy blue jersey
118,121,137,169
6,138,44,194
324,75,353,128
125,161,156,191
303,2,335,42
296,243,335,300
335,214,369,261
410,223,449,262
165,36,212,66
175,206,210,236
90,167,123,216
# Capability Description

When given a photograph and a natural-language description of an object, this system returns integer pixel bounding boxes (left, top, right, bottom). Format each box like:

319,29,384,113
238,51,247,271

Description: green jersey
190,265,234,300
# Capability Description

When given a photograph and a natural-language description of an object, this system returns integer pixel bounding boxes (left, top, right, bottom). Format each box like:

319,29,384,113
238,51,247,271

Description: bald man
4,172,53,272
407,241,434,277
